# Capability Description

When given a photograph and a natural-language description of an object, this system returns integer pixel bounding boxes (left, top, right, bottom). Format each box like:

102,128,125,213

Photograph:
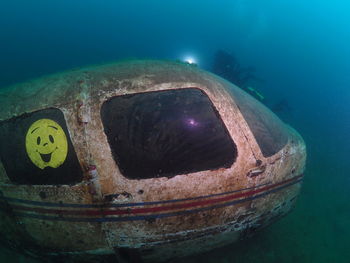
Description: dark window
0,108,83,185
101,88,237,179
226,84,289,157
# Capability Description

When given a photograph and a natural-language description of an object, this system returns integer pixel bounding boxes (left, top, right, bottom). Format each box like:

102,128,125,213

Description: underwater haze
1,0,349,262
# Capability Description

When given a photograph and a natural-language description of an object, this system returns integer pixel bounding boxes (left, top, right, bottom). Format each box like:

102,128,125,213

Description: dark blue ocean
0,1,349,262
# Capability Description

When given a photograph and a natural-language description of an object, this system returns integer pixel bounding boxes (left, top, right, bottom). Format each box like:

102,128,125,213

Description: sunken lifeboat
0,60,306,262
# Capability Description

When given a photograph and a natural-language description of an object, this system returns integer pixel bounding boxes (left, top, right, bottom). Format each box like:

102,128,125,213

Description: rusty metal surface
0,60,306,262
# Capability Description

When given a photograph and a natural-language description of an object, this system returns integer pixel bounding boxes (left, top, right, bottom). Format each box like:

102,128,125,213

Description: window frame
100,87,238,180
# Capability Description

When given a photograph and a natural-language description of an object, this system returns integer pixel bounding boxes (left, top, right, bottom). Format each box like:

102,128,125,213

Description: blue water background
0,0,349,262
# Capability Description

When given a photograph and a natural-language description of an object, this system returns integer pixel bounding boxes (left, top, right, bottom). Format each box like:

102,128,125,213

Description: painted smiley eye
49,135,54,143
37,136,41,145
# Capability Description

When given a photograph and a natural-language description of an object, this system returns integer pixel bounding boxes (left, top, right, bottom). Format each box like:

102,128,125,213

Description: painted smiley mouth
40,152,52,163
38,147,57,163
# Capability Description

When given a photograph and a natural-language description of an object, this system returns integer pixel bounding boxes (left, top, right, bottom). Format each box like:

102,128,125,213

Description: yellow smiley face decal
25,119,68,169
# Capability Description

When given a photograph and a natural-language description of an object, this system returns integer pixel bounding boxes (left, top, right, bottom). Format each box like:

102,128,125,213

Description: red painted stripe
11,175,302,217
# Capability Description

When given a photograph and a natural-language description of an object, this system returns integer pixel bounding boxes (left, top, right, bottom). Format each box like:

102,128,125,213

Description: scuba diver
211,49,292,117
212,49,265,103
